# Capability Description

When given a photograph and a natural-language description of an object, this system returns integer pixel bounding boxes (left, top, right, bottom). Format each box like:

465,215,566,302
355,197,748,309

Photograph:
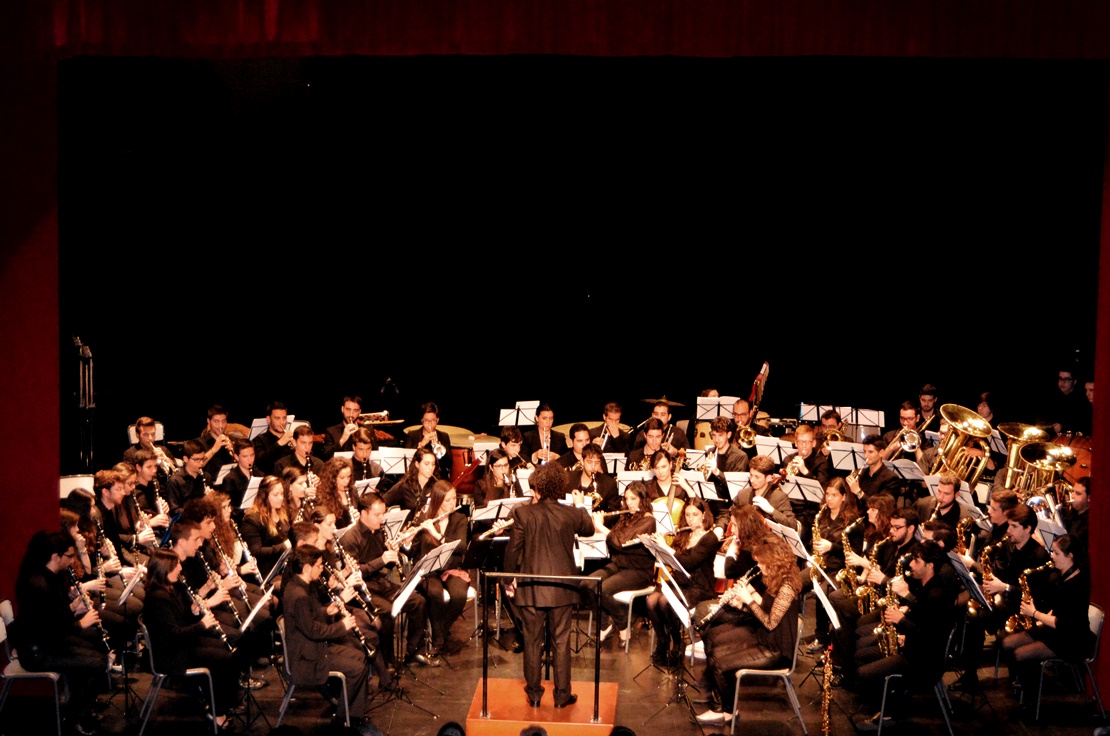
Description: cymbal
640,395,686,408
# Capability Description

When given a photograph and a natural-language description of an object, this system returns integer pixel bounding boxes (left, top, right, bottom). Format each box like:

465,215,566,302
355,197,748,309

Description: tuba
929,404,993,488
998,422,1051,491
1012,441,1077,502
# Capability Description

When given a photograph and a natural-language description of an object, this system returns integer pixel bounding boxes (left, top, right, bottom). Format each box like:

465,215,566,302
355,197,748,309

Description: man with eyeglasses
165,439,212,516
1041,368,1092,437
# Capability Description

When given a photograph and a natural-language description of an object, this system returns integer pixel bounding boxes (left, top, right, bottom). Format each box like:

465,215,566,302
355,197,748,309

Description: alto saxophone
810,504,827,576
969,533,1011,617
875,552,912,656
1004,560,1054,633
857,538,891,615
835,516,867,598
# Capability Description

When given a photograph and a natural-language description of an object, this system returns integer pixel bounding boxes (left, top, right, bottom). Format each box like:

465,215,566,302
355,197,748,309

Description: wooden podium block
465,677,618,736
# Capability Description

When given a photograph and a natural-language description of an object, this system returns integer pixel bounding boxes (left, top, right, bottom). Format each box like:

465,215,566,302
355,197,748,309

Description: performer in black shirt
384,447,438,513
196,404,234,478
274,424,325,477
631,400,690,456
165,439,211,516
589,401,631,455
220,438,262,514
322,395,367,459
404,402,453,479
568,444,619,512
849,435,903,501
252,401,294,475
349,428,386,484
521,403,567,466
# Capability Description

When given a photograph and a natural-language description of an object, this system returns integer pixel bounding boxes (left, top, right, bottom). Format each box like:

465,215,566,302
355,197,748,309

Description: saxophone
811,504,828,575
969,533,1011,617
955,516,975,556
1004,560,1054,633
857,537,890,615
835,516,867,598
875,553,912,656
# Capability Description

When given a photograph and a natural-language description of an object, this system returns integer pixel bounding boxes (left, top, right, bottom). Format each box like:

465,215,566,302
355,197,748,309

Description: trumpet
598,424,611,451
152,445,176,476
702,446,718,479
183,584,235,651
477,519,515,541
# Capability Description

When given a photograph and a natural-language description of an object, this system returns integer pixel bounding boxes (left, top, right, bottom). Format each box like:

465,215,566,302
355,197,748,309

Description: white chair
0,600,65,736
127,422,165,444
1034,602,1106,721
275,617,350,728
136,617,218,736
730,618,807,735
612,585,657,653
59,475,94,500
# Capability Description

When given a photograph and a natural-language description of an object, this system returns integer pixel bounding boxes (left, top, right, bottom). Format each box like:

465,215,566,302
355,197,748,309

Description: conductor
504,463,593,708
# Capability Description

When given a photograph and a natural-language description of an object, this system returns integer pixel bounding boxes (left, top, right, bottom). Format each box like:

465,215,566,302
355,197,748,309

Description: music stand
615,469,652,494
781,476,824,505
640,550,701,726
499,400,539,427
696,396,740,421
261,545,292,589
603,453,627,474
214,463,236,486
1037,517,1067,550
239,477,262,511
754,436,793,465
375,448,415,476
571,534,610,652
461,537,510,652
382,509,411,544
888,459,925,482
828,441,866,473
683,475,727,503
723,472,750,502
107,567,146,717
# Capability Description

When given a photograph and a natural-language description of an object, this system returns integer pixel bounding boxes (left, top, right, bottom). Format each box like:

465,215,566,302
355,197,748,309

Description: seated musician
220,438,262,515
165,440,211,516
556,423,592,470
282,465,313,524
848,435,903,501
882,401,922,464
644,497,718,665
274,424,325,477
240,476,293,580
781,423,828,535
632,401,690,456
473,448,520,509
569,444,620,512
627,418,665,471
339,492,439,668
806,478,861,654
521,403,567,466
196,404,235,478
13,531,110,735
695,535,801,726
142,548,238,730
409,480,470,656
913,471,969,530
716,455,796,532
499,426,533,473
130,448,172,526
212,491,261,585
404,401,453,479
580,481,657,644
916,418,948,477
917,384,939,432
703,416,750,487
315,456,359,528
590,401,632,455
732,398,768,459
122,415,176,475
645,450,692,531
283,544,383,735
349,428,386,485
252,401,294,476
1001,534,1094,699
322,394,368,460
383,447,438,513
95,466,154,563
1062,476,1089,546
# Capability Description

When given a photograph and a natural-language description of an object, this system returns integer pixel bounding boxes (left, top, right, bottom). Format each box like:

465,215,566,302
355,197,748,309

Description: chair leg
1086,662,1107,720
784,678,808,736
200,673,217,735
1035,662,1048,722
934,682,954,736
624,600,634,654
0,678,11,715
336,674,350,727
276,683,296,727
52,678,62,736
138,675,165,736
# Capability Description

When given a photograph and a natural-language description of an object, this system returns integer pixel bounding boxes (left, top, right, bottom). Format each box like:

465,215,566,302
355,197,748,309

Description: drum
693,421,713,451
1053,432,1092,484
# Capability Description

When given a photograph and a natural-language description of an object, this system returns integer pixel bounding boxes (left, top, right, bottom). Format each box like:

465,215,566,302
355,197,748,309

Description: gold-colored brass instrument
857,538,890,615
835,516,868,598
568,460,584,473
737,426,757,450
875,552,912,656
1013,442,1077,502
811,504,827,574
929,404,993,488
820,428,843,452
968,533,1010,617
1005,560,1054,633
702,446,718,479
627,456,652,472
998,422,1051,491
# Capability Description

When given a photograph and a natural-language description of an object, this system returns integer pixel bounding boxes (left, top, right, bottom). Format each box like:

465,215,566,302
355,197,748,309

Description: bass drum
1053,432,1092,484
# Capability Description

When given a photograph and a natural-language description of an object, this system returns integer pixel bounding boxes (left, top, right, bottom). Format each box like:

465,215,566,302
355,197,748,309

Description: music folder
888,459,925,482
684,475,726,502
470,497,530,526
382,508,411,541
754,435,793,464
949,551,991,611
262,545,293,589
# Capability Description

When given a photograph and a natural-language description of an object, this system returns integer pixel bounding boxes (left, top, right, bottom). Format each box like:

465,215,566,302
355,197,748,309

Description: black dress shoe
407,652,442,667
527,696,542,707
554,694,578,708
511,636,524,654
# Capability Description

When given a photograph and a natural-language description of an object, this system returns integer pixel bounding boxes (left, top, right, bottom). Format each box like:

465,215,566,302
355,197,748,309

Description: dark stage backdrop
58,55,1103,467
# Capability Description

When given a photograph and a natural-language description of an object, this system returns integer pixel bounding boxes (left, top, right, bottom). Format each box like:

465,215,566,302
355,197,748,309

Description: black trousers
370,588,426,663
519,604,573,706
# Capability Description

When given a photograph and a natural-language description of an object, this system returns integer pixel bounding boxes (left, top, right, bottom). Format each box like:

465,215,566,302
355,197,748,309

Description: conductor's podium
465,678,618,736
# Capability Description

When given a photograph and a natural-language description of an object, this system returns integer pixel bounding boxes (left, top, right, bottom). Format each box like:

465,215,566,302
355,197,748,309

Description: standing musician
580,481,657,644
282,465,313,524
499,426,534,473
503,462,594,709
220,438,261,515
590,401,632,455
350,428,386,484
627,418,665,471
644,497,719,665
913,471,969,530
339,492,439,668
632,400,690,456
196,404,234,478
14,531,110,735
404,401,453,479
252,401,294,476
409,481,470,655
473,448,520,509
384,447,439,513
645,450,691,530
142,549,238,730
806,478,861,654
315,456,359,527
240,475,293,580
122,415,177,475
568,444,620,512
717,455,797,531
521,403,567,466
556,423,592,470
695,535,802,727
274,424,325,477
322,395,370,460
165,440,211,516
283,545,383,735
848,435,903,501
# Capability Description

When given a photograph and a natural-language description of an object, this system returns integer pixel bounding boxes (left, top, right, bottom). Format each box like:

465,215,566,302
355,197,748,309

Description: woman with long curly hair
314,455,358,526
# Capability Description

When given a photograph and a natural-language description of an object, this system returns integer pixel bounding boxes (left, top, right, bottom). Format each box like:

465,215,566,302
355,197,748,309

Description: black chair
136,617,218,736
1034,602,1106,721
274,616,350,728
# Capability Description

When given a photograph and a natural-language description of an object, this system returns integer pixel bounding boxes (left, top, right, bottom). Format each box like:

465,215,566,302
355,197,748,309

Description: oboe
183,585,235,651
198,550,244,626
321,562,377,657
67,569,111,651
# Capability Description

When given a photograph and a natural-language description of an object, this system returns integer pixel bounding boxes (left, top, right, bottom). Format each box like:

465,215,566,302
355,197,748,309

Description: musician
503,462,594,708
555,423,591,469
283,545,381,734
913,472,969,530
213,491,261,585
165,440,211,516
220,438,262,513
819,409,852,447
316,456,359,527
339,492,439,668
274,424,325,477
645,450,691,530
142,549,238,730
881,402,921,463
632,401,690,455
717,455,796,531
1063,476,1090,545
404,401,453,479
916,418,947,476
196,404,234,477
1001,534,1094,699
521,403,567,466
499,426,533,473
410,481,470,655
917,384,939,432
383,447,438,513
806,478,861,654
627,418,665,471
703,417,751,493
568,444,619,512
732,398,769,460
473,448,520,508
695,535,801,726
252,401,294,475
350,428,386,484
781,423,828,487
13,531,110,735
852,541,958,729
282,465,313,524
130,448,169,519
850,507,919,604
644,497,718,665
322,395,368,459
94,467,153,563
983,505,1051,620
848,435,903,500
581,481,657,644
122,415,177,472
240,475,293,580
590,401,631,455
1041,367,1092,437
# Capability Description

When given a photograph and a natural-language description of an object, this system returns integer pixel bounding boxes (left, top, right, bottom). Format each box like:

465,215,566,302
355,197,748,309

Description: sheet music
374,447,415,475
829,441,865,471
214,463,236,486
754,435,793,464
781,476,824,504
723,472,750,502
695,396,741,421
240,477,262,510
603,453,628,474
888,459,925,481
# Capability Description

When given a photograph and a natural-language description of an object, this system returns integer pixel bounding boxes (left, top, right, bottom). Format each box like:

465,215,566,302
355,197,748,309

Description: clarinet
130,491,153,553
183,585,235,652
92,516,113,610
332,537,378,616
695,567,762,632
230,519,264,585
67,569,112,651
211,534,251,606
198,550,244,626
321,562,377,658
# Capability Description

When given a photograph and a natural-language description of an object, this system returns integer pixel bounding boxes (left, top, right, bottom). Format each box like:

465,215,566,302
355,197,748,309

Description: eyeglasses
492,463,509,469
888,523,907,530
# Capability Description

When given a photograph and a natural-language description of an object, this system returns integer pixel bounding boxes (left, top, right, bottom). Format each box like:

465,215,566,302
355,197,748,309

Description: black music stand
641,561,702,727
105,569,146,719
462,537,510,653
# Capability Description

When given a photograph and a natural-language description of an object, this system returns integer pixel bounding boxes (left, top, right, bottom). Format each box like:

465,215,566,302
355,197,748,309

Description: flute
387,509,453,551
183,585,235,651
477,519,514,541
602,509,635,518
